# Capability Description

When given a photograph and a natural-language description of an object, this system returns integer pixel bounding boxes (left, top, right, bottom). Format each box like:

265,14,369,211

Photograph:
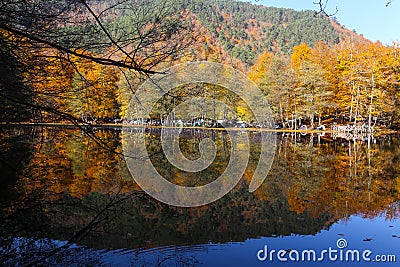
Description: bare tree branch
0,0,194,127
313,0,338,17
0,22,158,74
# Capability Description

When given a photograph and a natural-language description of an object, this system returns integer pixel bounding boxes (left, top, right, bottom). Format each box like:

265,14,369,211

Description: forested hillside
60,0,359,67
179,0,342,64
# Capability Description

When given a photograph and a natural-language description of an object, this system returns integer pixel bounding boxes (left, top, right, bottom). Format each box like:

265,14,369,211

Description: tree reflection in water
0,126,399,265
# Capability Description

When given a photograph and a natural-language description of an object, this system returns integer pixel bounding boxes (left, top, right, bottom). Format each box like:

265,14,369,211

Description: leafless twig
313,0,338,17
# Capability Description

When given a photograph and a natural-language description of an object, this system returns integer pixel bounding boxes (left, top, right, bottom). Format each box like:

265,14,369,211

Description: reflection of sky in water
97,215,399,266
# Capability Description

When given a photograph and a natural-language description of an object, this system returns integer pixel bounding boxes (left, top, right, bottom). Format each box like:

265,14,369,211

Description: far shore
2,122,398,136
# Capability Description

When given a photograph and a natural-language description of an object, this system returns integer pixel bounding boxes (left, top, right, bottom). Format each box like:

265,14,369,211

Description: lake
0,125,399,266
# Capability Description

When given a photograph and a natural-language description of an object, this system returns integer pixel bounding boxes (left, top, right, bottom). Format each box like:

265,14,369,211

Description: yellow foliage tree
248,52,274,84
291,43,312,73
69,52,120,122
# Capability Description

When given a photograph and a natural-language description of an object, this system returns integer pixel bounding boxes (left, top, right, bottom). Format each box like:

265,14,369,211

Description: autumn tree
291,43,312,74
0,31,33,122
248,52,274,83
333,40,399,126
26,51,75,122
260,56,296,124
69,53,120,123
295,61,332,128
0,0,191,124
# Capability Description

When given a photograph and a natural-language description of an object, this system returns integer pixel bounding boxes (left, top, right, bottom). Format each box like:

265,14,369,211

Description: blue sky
250,0,400,45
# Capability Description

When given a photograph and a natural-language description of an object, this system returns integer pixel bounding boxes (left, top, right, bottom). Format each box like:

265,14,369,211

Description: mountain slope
178,0,366,66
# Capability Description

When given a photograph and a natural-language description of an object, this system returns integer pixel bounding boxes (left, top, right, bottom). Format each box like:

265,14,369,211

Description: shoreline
2,122,398,135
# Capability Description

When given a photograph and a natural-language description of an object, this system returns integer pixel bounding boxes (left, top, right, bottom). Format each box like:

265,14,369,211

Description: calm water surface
0,126,399,266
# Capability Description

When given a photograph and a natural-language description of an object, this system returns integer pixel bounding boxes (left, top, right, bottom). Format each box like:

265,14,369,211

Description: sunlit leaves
249,40,400,128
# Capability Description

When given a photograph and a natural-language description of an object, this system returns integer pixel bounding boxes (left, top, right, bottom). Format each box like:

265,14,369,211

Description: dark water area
0,126,399,266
